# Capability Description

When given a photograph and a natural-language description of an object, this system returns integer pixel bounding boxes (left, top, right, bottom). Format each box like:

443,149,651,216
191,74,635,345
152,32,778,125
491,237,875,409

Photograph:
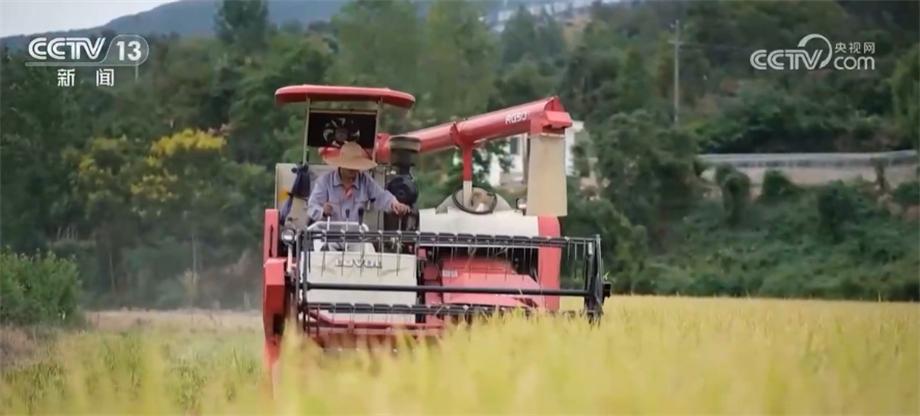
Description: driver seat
275,163,336,230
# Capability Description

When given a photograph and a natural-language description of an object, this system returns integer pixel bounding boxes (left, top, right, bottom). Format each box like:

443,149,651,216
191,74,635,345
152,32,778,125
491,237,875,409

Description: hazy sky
0,0,177,37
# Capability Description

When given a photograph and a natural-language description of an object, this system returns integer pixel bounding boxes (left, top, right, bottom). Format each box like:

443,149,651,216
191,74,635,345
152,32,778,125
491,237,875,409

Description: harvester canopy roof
275,85,415,108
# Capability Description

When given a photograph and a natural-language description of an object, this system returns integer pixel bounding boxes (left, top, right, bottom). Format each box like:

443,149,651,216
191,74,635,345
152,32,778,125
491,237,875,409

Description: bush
872,159,890,193
651,180,918,301
719,169,751,226
892,180,919,206
714,164,736,185
816,181,869,241
0,250,82,325
760,169,799,203
692,158,708,177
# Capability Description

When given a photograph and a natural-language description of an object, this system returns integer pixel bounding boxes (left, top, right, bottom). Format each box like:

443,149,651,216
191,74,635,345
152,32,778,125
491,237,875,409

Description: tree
535,13,567,65
653,35,710,109
589,111,699,241
694,82,849,153
500,7,539,66
489,59,555,110
564,181,648,293
330,0,421,91
132,130,238,303
215,0,269,54
719,170,751,227
69,137,142,294
420,0,497,120
817,181,862,242
890,46,920,148
0,52,100,252
228,34,333,165
558,16,622,125
615,47,654,113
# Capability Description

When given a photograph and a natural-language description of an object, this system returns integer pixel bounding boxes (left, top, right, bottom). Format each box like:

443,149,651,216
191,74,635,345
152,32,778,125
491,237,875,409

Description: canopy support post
373,99,382,163
301,99,312,165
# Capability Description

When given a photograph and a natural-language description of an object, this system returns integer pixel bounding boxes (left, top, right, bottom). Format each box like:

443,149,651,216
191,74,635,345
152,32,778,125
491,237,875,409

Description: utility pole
671,19,681,126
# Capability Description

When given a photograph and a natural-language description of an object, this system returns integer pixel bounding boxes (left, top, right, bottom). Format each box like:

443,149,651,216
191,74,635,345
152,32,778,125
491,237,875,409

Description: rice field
1,296,918,414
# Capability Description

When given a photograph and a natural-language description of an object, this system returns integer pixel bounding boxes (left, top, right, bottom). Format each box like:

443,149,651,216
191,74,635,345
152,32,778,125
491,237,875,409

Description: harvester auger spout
375,97,572,209
262,85,611,374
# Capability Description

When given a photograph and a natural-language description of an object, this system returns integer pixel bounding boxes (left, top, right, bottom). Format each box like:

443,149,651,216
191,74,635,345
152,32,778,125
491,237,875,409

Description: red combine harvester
262,85,610,368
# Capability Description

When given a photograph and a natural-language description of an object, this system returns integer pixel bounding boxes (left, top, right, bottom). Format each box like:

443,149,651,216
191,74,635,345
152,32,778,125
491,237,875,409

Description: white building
486,120,584,189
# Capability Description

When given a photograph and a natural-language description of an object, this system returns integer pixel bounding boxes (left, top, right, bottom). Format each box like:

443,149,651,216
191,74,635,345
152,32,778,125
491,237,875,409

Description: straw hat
323,142,377,170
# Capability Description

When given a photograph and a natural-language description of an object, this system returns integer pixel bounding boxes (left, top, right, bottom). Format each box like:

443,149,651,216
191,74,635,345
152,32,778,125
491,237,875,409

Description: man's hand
391,201,410,215
322,202,334,217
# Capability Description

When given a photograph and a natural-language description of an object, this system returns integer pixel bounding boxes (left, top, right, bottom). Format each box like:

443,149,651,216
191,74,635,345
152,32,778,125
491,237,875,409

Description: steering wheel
450,188,498,215
306,221,369,251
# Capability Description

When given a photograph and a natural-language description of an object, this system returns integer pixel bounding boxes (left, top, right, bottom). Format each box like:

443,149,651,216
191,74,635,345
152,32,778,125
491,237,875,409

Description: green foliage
695,82,850,153
0,250,81,325
228,34,332,165
892,181,920,206
760,169,799,203
558,21,622,124
651,187,919,300
214,0,268,53
816,181,869,241
615,47,655,113
499,7,566,68
1,0,916,307
720,170,751,226
129,130,269,306
714,164,736,186
0,52,97,251
563,181,648,293
890,46,920,148
421,0,497,120
489,59,555,110
590,111,699,236
69,137,142,294
691,158,708,178
330,0,421,91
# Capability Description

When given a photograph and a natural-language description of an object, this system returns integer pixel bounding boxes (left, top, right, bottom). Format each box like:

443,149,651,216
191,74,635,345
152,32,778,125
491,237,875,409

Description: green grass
2,296,918,414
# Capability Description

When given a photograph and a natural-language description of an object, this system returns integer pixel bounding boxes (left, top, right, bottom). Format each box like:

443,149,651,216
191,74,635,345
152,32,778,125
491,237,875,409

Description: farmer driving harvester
308,141,411,222
263,85,610,378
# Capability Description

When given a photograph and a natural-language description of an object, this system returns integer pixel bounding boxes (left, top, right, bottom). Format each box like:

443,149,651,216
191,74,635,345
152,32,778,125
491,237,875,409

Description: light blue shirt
307,169,397,222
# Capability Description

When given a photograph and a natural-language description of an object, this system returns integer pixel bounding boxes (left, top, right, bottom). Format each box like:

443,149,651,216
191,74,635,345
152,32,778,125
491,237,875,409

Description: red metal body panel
275,84,415,108
438,258,544,308
262,258,285,367
262,208,284,368
263,209,279,263
262,259,286,333
421,263,444,326
537,216,562,311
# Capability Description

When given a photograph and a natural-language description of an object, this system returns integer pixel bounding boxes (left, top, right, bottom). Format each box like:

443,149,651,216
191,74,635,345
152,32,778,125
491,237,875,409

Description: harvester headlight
280,228,297,245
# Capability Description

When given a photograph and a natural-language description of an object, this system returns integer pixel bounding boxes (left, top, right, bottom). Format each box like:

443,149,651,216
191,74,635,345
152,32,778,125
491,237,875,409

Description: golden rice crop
2,296,917,414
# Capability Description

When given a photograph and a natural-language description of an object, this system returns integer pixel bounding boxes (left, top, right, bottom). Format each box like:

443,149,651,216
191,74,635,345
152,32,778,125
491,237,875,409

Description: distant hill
1,0,569,49
1,0,349,49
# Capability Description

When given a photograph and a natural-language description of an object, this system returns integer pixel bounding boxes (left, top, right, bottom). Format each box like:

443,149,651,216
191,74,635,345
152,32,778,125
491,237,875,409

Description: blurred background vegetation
1,0,917,319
